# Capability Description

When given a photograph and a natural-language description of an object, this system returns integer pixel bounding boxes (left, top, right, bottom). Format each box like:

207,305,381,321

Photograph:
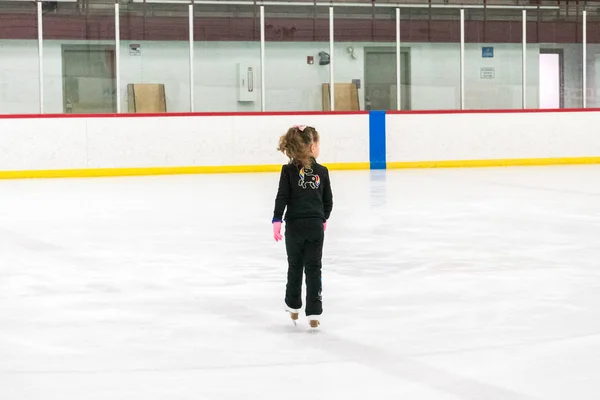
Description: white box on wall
237,63,256,102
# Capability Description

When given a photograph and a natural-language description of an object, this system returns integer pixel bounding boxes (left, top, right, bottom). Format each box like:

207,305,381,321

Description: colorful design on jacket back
299,167,321,189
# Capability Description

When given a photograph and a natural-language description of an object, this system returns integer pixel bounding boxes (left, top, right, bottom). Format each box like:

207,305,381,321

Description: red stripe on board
0,111,369,120
2,108,600,120
386,108,600,115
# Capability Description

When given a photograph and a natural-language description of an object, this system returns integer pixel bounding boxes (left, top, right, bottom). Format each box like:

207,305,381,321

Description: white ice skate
286,307,300,326
307,315,320,329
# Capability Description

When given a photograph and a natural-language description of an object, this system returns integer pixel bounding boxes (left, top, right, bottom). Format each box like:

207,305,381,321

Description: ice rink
1,165,600,400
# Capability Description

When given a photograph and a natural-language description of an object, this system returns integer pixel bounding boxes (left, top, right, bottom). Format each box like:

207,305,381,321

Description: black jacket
272,160,333,223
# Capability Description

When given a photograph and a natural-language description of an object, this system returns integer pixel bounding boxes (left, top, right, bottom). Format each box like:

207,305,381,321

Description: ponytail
277,125,319,168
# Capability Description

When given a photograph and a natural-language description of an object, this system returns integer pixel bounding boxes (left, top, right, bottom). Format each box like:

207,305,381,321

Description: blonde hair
277,125,319,168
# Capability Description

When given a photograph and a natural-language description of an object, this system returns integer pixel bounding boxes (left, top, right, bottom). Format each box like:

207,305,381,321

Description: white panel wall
0,40,40,114
562,44,584,108
0,39,590,114
0,113,369,171
409,43,461,110
386,111,600,162
43,41,63,114
0,118,88,170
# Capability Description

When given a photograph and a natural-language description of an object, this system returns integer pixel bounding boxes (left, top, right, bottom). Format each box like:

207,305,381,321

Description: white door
539,53,561,109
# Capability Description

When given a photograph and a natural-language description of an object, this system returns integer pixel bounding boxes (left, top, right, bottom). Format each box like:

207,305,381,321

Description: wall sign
482,47,494,58
480,67,495,79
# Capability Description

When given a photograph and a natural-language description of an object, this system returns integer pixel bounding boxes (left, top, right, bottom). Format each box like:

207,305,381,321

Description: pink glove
273,221,283,242
323,221,327,232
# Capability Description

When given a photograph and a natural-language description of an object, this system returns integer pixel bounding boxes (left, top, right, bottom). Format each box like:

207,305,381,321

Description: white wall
0,40,40,114
0,113,369,171
386,111,600,163
586,46,600,108
463,43,540,109
266,42,331,111
0,39,591,114
561,44,584,108
408,43,461,110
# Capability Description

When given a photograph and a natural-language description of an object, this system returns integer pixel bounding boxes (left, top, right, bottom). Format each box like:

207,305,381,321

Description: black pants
284,218,324,316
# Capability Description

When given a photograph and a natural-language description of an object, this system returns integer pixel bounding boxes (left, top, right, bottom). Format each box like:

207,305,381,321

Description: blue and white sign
482,47,494,58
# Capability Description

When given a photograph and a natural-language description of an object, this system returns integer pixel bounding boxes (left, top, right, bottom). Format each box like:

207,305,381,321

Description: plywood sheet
127,84,166,113
322,83,360,111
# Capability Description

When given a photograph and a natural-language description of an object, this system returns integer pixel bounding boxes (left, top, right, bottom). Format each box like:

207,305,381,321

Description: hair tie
295,125,307,132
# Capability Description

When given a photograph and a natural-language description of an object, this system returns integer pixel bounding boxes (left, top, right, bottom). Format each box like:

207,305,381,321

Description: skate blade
287,310,299,326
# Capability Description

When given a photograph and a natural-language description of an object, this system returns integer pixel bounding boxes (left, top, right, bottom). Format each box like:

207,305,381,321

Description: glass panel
264,5,329,112
334,6,396,111
464,8,523,110
42,0,115,114
528,5,583,109
400,6,461,110
120,2,189,113
0,1,39,114
194,4,260,112
585,12,600,108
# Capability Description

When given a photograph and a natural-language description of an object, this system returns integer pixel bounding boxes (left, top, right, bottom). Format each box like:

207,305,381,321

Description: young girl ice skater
272,125,333,329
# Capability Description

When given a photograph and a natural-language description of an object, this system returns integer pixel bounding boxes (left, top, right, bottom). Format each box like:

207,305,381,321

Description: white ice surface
1,166,600,399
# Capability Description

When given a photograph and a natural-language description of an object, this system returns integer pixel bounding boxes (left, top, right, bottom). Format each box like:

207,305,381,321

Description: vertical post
37,0,44,113
460,8,465,110
522,9,527,108
115,1,121,113
396,7,401,110
260,5,266,112
189,3,194,112
583,10,587,108
329,6,335,111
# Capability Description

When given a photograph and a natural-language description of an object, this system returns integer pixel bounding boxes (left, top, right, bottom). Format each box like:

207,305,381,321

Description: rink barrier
384,108,600,170
1,108,600,179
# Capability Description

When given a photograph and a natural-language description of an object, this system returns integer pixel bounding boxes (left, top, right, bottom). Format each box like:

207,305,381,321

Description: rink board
386,109,600,168
0,112,370,178
0,109,600,178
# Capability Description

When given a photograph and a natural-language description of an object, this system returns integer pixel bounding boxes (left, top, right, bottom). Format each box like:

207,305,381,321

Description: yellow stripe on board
327,162,371,170
1,158,599,180
0,162,371,180
387,157,600,169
